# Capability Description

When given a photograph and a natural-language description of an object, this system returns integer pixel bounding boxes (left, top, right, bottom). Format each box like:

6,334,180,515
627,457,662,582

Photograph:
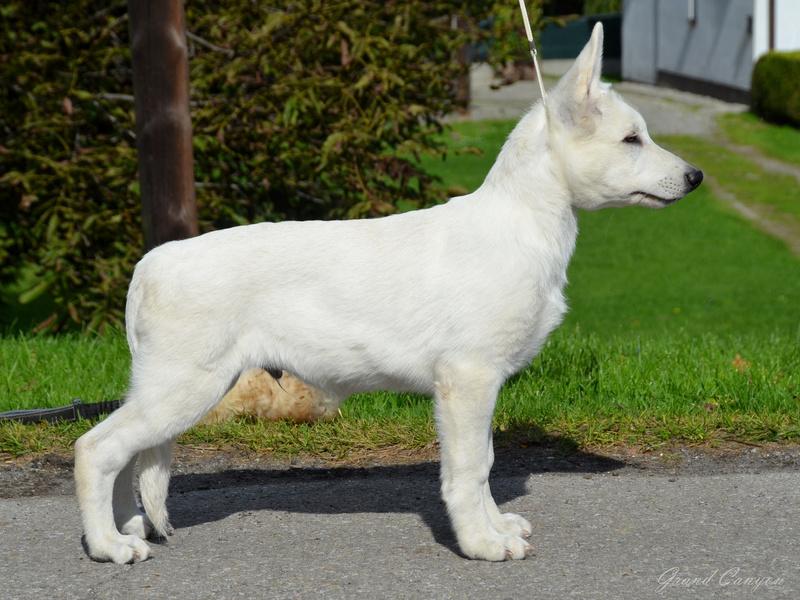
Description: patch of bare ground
702,129,800,256
720,140,800,185
3,441,799,499
702,174,800,257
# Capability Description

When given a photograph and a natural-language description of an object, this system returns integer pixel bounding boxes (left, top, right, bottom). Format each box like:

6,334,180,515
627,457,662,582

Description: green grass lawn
719,112,800,166
663,134,800,223
2,118,799,457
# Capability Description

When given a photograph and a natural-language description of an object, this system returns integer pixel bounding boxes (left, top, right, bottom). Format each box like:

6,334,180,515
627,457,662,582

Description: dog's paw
458,531,534,561
119,513,154,540
491,512,532,539
85,534,152,564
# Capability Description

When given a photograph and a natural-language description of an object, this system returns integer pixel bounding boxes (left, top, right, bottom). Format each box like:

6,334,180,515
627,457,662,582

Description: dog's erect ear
548,22,605,130
571,21,604,101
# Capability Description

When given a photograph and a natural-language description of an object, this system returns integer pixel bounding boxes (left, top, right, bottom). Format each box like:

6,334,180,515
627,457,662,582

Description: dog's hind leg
75,402,158,563
112,454,153,540
75,366,232,563
138,440,174,538
434,360,532,561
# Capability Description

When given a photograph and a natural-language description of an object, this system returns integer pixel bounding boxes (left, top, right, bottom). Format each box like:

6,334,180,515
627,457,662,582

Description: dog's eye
623,134,641,144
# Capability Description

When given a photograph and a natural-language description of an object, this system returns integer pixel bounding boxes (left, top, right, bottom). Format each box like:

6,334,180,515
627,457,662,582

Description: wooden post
128,0,198,251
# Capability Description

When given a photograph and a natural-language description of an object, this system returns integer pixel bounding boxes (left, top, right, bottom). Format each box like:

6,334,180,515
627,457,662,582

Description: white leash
517,0,547,104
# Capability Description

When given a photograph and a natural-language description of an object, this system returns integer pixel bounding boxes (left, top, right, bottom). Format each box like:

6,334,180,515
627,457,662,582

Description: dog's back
126,183,571,397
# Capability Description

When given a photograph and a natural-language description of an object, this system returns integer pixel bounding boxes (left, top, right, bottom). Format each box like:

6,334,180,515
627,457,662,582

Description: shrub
583,0,622,15
0,3,141,331
751,50,800,127
0,1,541,331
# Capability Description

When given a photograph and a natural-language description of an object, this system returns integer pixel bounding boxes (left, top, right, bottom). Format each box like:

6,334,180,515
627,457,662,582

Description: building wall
622,0,658,83
623,0,755,92
753,0,800,60
753,0,769,60
775,1,800,49
656,0,753,90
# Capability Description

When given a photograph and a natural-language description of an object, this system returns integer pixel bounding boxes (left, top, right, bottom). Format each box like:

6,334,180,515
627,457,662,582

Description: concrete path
1,448,799,599
455,62,748,136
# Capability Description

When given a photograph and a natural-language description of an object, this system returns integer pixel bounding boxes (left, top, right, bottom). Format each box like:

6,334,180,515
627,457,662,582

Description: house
622,0,800,102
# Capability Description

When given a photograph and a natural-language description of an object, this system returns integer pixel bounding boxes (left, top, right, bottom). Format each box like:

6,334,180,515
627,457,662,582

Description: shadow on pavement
168,430,625,557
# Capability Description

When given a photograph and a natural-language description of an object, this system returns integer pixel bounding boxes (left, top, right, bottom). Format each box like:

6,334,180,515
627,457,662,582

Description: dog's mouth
633,191,680,206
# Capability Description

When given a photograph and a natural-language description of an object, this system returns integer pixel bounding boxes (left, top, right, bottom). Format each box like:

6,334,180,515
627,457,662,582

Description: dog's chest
495,271,568,374
488,218,576,374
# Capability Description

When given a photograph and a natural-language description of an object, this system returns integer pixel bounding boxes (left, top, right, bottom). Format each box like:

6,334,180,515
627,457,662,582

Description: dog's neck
455,104,578,290
480,104,571,217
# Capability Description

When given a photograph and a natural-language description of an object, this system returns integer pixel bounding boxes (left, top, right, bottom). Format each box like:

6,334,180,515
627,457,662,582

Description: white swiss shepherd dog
75,23,703,564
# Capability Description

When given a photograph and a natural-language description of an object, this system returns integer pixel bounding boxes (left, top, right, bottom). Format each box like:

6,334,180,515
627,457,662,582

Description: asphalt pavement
1,447,798,599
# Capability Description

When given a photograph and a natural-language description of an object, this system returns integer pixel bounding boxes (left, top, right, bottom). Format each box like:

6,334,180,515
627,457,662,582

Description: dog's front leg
434,361,533,561
482,434,532,540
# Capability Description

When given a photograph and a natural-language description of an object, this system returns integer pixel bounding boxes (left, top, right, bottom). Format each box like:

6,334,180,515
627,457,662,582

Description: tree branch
186,31,234,57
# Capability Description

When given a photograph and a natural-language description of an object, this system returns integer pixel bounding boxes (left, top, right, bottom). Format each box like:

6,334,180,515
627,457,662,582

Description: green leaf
18,279,51,304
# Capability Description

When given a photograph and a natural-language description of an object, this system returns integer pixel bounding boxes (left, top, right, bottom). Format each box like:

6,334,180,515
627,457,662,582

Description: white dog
75,23,702,564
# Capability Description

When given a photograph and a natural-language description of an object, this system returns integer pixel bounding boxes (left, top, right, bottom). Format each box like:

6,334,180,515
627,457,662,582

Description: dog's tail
138,441,174,538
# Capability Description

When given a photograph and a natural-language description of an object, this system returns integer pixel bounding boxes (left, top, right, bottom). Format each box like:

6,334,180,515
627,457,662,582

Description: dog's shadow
166,428,624,556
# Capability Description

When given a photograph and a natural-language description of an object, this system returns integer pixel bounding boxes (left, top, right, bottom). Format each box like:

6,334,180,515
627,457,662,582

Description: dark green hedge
751,50,800,127
0,1,540,331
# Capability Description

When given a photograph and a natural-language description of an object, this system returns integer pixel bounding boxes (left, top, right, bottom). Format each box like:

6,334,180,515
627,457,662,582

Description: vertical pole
128,0,198,251
768,0,775,51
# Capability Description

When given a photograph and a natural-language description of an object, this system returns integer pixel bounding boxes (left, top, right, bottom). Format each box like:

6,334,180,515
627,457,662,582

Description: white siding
775,0,800,51
753,0,769,60
754,0,800,60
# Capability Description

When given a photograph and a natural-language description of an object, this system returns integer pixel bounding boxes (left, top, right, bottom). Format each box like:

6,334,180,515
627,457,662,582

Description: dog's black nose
685,169,703,190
